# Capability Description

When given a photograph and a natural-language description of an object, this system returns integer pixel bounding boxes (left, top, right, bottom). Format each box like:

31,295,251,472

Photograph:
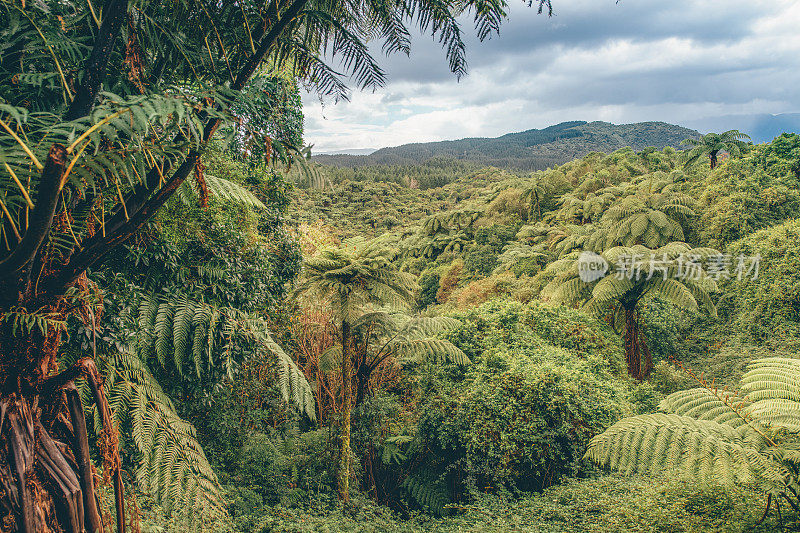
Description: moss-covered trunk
337,321,352,502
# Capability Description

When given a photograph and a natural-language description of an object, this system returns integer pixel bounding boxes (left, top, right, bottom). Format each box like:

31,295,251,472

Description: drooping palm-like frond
588,187,696,250
586,356,800,507
541,242,719,320
177,174,267,209
539,242,719,378
681,130,752,170
546,224,596,258
402,469,452,516
493,242,547,275
135,292,315,420
80,352,228,530
520,176,554,222
353,312,469,367
295,244,417,323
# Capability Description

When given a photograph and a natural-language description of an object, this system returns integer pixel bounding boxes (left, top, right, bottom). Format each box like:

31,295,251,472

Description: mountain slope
312,121,700,171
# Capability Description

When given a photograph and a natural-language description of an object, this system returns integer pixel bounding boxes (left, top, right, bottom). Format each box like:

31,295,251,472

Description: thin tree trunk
623,303,640,379
337,321,352,503
710,151,718,170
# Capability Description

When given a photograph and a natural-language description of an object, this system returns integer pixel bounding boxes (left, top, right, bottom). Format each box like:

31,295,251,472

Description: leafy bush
419,271,441,308
695,143,800,249
407,302,628,504
448,272,515,308
463,244,497,276
233,430,337,506
717,219,800,347
445,299,623,370
638,296,684,363
146,475,789,532
436,260,464,303
234,434,288,502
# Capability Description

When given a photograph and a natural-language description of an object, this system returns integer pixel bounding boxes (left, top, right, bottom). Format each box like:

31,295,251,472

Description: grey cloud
371,0,773,85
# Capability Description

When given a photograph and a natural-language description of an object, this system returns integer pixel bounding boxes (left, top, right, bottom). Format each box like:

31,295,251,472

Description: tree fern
353,312,470,367
539,243,719,378
682,130,752,170
586,356,800,511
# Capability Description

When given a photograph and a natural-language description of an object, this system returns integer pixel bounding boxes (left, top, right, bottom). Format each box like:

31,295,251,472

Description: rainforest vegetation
1,0,800,532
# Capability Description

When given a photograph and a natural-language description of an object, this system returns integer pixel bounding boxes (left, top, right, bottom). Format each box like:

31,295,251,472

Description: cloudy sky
302,0,800,153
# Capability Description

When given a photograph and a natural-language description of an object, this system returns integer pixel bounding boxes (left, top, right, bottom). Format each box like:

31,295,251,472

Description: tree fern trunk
0,326,124,532
710,151,718,170
337,321,352,503
623,303,640,379
639,326,653,379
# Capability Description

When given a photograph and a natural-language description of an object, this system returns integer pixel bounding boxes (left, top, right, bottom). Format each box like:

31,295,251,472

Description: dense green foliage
412,301,626,504
264,133,800,530
64,129,800,531
16,0,798,531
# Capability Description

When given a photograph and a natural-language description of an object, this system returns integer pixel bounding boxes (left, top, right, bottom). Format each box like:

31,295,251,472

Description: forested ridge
312,121,700,171
1,1,800,532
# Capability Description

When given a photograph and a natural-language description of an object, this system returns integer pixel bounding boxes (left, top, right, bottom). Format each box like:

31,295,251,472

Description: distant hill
312,121,700,171
685,113,800,144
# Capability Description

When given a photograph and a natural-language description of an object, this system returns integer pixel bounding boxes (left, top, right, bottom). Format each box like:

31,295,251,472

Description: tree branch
235,0,308,91
50,0,310,294
0,144,66,279
53,0,310,291
51,153,196,289
65,0,129,121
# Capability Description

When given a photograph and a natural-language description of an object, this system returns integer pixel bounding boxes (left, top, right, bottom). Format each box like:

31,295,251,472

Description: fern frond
402,471,451,516
93,352,228,528
659,388,751,428
585,413,788,492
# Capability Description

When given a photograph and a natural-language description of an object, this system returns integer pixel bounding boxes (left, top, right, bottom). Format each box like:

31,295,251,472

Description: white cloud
303,0,800,153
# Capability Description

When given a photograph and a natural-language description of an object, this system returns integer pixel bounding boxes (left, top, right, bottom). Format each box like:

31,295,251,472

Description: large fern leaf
86,352,229,529
586,356,800,498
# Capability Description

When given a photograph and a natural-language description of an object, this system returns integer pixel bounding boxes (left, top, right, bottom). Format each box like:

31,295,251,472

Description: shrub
446,299,623,371
485,187,527,219
717,219,800,347
639,296,684,363
233,430,337,505
415,345,626,497
448,272,515,308
419,271,441,308
463,244,497,276
473,224,519,250
436,260,463,303
234,434,287,502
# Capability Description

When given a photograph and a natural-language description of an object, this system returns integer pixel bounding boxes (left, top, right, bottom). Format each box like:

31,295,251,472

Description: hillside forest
1,1,800,533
